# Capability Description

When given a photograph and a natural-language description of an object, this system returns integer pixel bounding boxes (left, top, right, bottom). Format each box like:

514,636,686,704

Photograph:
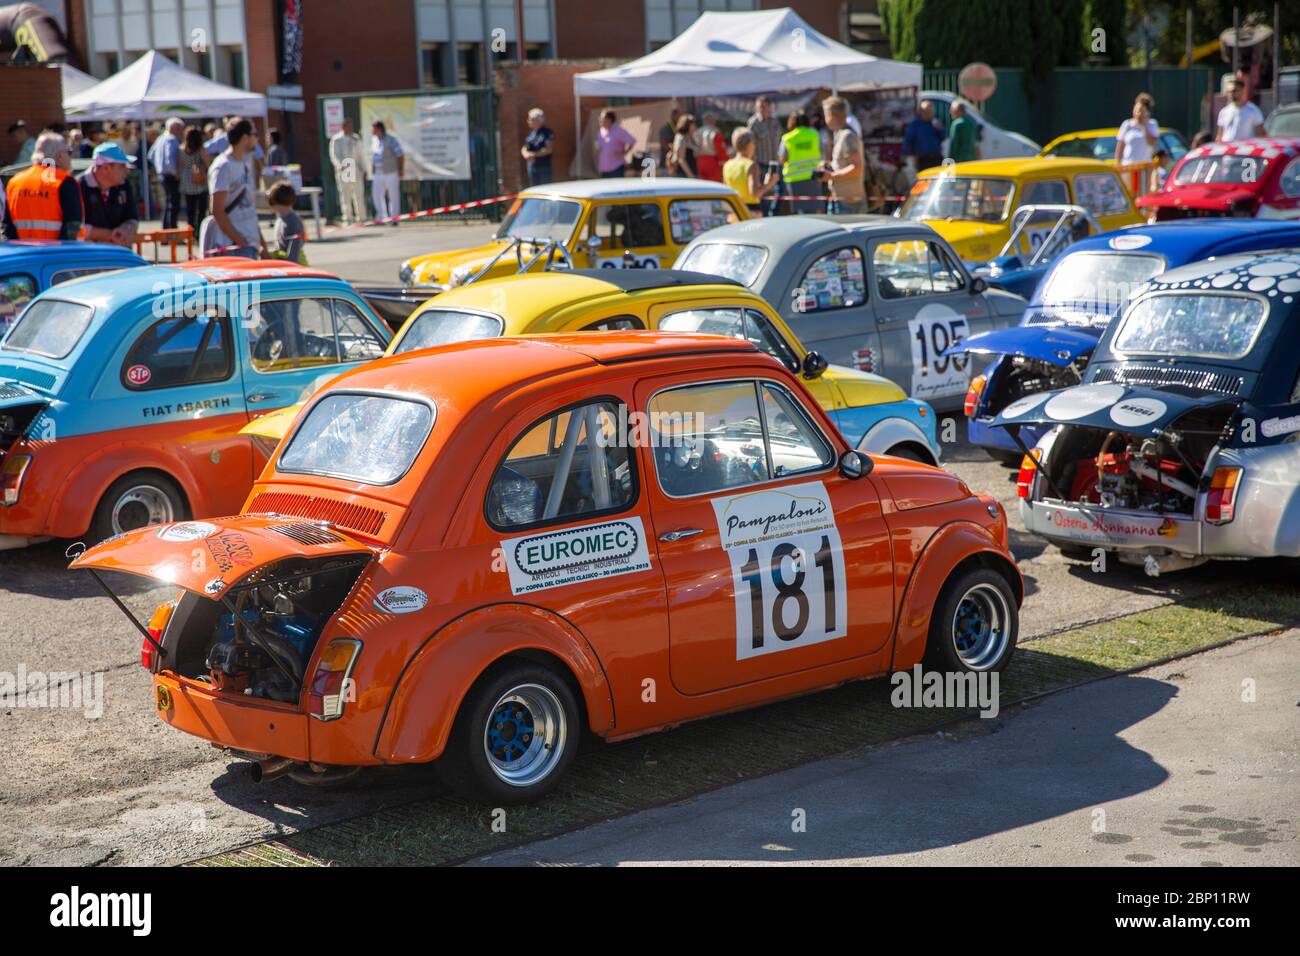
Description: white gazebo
65,51,268,218
573,6,922,134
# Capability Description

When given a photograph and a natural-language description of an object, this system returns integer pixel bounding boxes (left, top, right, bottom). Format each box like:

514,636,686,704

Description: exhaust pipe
249,757,298,784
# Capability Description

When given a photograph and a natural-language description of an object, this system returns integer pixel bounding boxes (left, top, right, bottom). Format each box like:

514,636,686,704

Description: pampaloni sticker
711,481,848,660
501,517,652,595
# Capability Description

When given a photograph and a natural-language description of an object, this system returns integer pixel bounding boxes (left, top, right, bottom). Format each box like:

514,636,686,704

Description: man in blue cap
78,141,139,246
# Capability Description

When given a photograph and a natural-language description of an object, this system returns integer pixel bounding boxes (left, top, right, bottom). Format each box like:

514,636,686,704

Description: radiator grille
0,382,31,400
248,492,388,537
1092,364,1244,396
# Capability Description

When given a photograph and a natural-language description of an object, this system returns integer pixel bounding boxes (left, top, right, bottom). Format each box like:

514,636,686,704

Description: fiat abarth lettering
73,332,1020,803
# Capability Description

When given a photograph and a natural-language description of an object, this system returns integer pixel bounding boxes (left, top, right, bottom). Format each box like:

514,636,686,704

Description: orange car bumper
153,672,311,762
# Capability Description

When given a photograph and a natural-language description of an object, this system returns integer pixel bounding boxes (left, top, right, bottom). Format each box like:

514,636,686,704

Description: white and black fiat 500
996,250,1300,575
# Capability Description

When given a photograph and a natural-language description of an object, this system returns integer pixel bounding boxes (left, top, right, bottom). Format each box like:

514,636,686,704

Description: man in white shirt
370,121,404,226
1217,80,1266,142
329,118,367,225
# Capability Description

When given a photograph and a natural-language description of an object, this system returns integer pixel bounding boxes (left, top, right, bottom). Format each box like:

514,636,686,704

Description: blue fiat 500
952,219,1300,463
0,240,146,337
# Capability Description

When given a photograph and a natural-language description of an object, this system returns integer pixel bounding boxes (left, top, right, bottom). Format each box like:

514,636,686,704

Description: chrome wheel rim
111,484,174,535
951,583,1011,671
483,683,567,788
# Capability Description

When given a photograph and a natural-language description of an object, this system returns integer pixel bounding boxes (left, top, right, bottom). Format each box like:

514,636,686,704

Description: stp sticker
373,586,428,614
501,517,652,595
126,365,152,385
711,481,848,661
157,521,218,542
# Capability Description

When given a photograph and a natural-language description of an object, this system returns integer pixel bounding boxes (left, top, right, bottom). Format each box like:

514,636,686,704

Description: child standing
266,180,306,264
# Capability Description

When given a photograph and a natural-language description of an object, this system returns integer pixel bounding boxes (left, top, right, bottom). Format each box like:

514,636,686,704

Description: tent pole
574,93,581,176
141,108,153,222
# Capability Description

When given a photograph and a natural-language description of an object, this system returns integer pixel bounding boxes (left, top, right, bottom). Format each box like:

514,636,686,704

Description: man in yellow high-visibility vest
778,112,825,215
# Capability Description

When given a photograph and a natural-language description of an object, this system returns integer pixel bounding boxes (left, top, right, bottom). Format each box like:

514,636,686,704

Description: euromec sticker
711,481,848,661
374,586,428,614
501,517,651,595
157,521,218,542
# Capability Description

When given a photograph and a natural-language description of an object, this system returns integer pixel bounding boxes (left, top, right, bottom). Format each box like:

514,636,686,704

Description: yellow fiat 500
899,157,1144,260
1039,127,1190,164
399,180,748,290
245,270,941,464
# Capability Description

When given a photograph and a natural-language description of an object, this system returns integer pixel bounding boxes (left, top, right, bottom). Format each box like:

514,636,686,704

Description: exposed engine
164,556,366,702
986,355,1087,412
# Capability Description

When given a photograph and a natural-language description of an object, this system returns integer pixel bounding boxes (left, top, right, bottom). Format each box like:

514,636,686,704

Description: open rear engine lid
991,382,1240,436
69,515,374,598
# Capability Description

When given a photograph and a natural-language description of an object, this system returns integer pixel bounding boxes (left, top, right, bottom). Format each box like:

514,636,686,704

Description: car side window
582,315,644,331
332,298,387,362
795,246,867,312
1280,158,1300,198
648,379,832,497
487,399,636,530
246,297,339,373
930,242,966,293
0,273,37,336
1073,172,1130,216
874,239,931,298
1161,132,1187,161
122,311,232,390
1020,179,1068,206
668,198,736,245
660,306,801,372
590,203,665,249
50,267,119,286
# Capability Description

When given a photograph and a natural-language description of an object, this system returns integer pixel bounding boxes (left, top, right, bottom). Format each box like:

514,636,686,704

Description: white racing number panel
711,481,848,660
907,307,970,402
597,254,661,269
501,517,652,596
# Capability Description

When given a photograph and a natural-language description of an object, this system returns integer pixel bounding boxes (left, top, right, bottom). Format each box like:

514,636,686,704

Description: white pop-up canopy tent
59,63,99,101
64,50,268,120
64,50,267,219
573,7,922,99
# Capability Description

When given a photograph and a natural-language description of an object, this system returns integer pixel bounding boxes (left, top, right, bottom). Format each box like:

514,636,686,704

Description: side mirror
587,235,603,253
801,350,829,380
970,275,988,294
839,449,872,480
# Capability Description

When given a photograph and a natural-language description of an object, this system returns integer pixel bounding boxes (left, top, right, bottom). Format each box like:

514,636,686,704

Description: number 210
739,535,836,649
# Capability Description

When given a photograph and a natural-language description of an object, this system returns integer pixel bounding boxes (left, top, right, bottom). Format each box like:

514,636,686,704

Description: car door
112,305,254,511
648,300,841,412
777,240,879,372
636,372,893,695
1072,170,1140,231
664,196,743,259
583,201,669,269
238,292,388,418
868,235,988,408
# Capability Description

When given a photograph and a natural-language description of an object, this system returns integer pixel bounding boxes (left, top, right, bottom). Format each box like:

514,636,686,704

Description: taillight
964,375,987,418
1205,466,1241,523
1,454,32,506
309,639,362,721
1016,450,1041,499
144,600,176,670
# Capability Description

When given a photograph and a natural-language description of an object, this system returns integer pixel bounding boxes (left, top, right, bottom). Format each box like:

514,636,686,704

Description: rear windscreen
1114,293,1267,359
278,393,434,485
1,299,94,359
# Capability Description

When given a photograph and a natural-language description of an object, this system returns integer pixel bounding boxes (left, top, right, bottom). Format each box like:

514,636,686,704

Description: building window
646,0,759,46
457,42,483,85
222,46,244,88
421,42,444,88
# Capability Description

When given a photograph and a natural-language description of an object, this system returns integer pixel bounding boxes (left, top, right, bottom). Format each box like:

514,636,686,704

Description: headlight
398,261,413,284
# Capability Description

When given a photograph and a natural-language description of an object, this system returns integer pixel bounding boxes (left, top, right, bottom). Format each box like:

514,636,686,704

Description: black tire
90,471,188,542
923,566,1018,673
436,661,580,805
884,443,932,464
984,448,1024,468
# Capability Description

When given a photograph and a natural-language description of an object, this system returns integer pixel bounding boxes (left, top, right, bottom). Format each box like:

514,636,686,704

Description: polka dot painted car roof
1137,249,1300,306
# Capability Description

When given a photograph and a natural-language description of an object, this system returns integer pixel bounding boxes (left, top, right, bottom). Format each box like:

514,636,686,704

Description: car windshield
1035,252,1166,320
1048,136,1117,161
675,243,768,286
1,299,94,360
1173,154,1269,186
394,309,504,354
1113,293,1267,359
495,197,582,244
900,177,1015,222
279,393,434,485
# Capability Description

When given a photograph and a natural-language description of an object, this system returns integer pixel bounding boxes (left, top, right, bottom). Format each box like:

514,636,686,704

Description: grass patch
191,583,1300,868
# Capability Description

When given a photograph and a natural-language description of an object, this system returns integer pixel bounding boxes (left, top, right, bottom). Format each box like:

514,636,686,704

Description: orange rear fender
375,603,616,763
890,520,1022,671
46,443,209,537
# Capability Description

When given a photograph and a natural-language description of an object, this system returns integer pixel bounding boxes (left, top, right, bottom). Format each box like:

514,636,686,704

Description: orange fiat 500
74,332,1021,803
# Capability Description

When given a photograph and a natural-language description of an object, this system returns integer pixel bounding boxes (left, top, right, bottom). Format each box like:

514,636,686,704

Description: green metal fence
923,66,1217,148
316,85,501,223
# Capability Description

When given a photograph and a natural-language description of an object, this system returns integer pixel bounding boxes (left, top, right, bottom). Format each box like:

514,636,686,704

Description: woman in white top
1115,94,1159,166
